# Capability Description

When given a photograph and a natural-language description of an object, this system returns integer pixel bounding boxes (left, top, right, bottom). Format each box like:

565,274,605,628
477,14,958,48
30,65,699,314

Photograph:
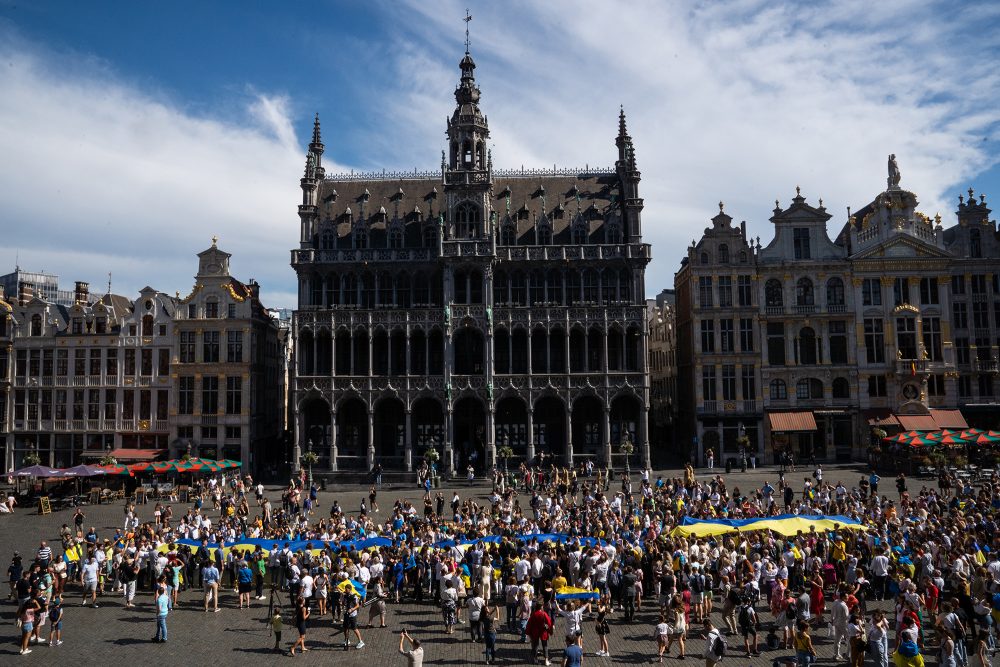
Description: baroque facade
170,240,286,473
2,280,176,470
291,48,652,473
0,245,287,476
676,159,1000,465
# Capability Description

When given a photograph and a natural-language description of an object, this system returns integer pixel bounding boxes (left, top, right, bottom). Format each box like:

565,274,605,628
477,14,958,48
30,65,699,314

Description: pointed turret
446,49,490,173
298,113,324,248
615,106,643,243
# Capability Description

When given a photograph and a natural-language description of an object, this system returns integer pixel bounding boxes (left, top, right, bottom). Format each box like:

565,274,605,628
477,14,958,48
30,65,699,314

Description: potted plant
97,452,117,467
497,444,514,474
22,451,41,467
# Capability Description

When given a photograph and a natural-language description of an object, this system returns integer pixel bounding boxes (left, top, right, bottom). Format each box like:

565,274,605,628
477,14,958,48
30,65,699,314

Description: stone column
292,408,303,473
405,328,412,376
638,404,650,469
366,410,375,470
404,408,413,471
486,407,496,470
526,407,535,464
445,409,455,475
329,411,338,472
602,406,612,469
565,407,574,466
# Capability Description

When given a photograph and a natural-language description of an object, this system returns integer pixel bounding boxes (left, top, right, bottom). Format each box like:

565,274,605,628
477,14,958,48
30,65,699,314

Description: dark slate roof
316,170,622,246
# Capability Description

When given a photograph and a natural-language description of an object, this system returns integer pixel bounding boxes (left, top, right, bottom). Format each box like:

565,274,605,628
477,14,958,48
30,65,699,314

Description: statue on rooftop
888,154,901,188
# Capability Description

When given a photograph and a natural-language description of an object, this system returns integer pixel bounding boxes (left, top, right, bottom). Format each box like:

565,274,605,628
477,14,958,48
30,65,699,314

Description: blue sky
1,0,999,308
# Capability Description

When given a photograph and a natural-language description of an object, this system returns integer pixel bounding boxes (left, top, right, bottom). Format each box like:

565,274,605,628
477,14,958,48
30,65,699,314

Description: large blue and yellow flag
336,578,367,598
556,586,599,601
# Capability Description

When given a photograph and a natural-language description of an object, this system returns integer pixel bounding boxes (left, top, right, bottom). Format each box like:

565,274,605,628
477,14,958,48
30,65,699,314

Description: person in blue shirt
202,561,221,612
153,585,169,643
562,634,584,667
238,560,254,609
869,473,880,495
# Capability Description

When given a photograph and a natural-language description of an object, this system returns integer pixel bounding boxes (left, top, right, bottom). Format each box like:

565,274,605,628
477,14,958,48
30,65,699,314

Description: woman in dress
808,569,825,626
314,568,328,616
594,594,612,658
664,593,687,658
367,574,387,628
289,594,310,656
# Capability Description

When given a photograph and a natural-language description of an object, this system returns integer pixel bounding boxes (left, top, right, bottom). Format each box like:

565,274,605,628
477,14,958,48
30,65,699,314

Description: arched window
832,377,850,399
31,314,42,336
572,222,588,245
826,277,845,306
142,315,153,336
353,226,368,249
456,202,481,239
501,222,516,246
423,226,437,248
320,230,336,250
718,244,729,264
769,379,787,400
796,278,814,306
388,227,403,249
765,279,783,307
537,224,552,246
700,252,710,265
796,378,823,399
798,326,818,365
739,250,748,263
605,221,622,244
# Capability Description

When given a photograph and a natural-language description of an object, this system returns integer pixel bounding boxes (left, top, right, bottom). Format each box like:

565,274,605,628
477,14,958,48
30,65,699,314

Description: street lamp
302,438,318,488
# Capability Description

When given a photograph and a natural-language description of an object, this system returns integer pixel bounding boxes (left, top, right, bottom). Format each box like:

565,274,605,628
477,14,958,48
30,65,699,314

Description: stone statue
887,154,900,188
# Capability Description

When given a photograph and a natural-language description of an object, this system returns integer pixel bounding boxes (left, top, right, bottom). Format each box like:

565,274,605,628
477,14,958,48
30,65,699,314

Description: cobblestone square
0,464,925,666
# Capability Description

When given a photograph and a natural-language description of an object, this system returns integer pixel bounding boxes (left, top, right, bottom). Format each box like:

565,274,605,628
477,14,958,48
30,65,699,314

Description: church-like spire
446,46,489,172
309,113,324,156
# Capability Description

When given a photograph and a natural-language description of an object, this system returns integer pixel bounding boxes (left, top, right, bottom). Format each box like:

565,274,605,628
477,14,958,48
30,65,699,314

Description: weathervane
464,8,472,53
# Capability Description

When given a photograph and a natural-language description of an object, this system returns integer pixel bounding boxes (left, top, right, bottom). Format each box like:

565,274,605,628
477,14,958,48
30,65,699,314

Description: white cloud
0,33,329,308
1,1,998,308
373,0,1000,290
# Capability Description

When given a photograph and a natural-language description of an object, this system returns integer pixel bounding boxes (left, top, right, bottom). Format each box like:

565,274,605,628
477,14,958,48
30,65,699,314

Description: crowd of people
6,457,1000,666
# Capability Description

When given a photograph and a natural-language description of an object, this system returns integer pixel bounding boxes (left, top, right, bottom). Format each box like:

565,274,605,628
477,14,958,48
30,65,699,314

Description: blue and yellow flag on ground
336,578,367,598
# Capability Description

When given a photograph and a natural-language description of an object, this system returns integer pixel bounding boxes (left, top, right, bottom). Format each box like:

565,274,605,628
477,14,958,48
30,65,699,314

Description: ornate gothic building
291,49,652,473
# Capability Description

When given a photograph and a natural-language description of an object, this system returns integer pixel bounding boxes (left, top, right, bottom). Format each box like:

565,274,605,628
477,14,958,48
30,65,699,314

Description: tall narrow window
896,317,917,359
862,279,882,306
719,318,734,353
700,320,715,352
864,318,885,363
919,277,939,305
767,323,785,366
737,275,753,306
718,276,732,307
793,228,811,259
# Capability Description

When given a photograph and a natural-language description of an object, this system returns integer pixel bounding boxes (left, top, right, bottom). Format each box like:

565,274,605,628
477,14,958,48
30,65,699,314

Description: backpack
785,603,797,620
691,574,704,594
712,632,727,658
727,587,741,605
738,604,752,627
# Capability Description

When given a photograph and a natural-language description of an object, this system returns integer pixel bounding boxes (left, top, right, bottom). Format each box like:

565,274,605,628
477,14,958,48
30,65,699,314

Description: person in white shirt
557,599,589,646
703,619,724,667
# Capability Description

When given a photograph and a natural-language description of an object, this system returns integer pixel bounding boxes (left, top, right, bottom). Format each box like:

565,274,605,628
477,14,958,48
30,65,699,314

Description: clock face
206,263,220,274
902,384,919,400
